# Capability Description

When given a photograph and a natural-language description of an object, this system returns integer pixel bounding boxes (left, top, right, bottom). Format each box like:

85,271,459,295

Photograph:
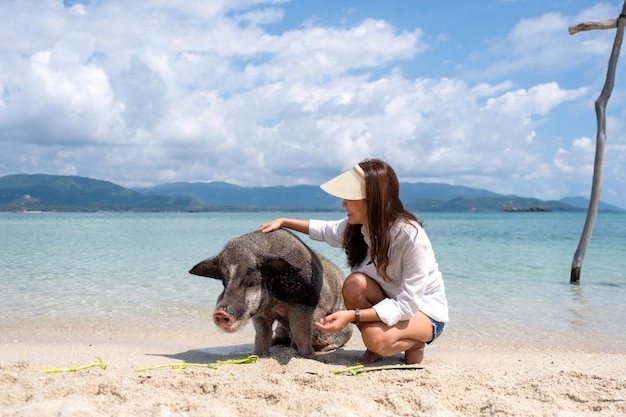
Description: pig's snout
213,309,238,333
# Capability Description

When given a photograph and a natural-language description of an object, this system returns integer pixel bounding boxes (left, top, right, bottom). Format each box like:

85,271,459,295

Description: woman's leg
342,272,434,365
342,272,385,363
359,312,433,364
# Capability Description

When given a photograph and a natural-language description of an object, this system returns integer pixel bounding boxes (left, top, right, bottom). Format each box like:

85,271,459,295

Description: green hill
1,174,624,213
0,174,202,212
139,181,617,212
407,196,581,213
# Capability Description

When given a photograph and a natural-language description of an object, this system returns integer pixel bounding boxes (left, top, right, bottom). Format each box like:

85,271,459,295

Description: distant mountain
141,181,341,210
137,181,504,211
399,183,501,203
0,174,202,212
559,196,624,212
138,180,625,213
1,174,623,213
408,196,582,212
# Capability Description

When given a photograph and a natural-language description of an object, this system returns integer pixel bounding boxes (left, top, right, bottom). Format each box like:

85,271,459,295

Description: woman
259,158,448,364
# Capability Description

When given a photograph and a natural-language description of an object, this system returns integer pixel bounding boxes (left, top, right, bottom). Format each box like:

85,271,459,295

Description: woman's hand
258,218,283,233
259,218,310,234
314,310,354,334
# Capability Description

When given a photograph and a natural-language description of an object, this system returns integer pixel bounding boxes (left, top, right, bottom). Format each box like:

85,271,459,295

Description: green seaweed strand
330,363,424,376
134,363,219,372
134,354,259,372
215,355,259,365
40,356,107,374
330,364,365,375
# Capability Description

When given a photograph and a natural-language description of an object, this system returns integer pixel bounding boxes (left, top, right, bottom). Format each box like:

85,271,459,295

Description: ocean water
1,211,625,352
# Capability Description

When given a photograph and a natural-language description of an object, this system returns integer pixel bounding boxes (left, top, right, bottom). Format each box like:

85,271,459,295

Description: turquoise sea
1,211,625,352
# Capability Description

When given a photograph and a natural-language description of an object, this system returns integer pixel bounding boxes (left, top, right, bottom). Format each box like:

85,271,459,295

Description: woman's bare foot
359,349,383,364
404,344,425,365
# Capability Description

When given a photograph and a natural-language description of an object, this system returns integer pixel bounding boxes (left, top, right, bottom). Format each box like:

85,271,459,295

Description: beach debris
133,354,259,372
39,356,107,374
137,375,152,384
330,363,424,376
134,363,219,372
215,355,260,365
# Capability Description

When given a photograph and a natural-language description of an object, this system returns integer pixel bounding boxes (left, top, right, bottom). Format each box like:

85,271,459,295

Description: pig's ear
257,255,296,276
259,256,300,276
189,257,224,280
259,249,312,276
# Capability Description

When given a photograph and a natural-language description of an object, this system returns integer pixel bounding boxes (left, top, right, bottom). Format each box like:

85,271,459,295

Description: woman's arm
259,218,310,234
314,307,381,334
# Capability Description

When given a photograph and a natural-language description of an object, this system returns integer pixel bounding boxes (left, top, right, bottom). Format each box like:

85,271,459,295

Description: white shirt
309,217,449,326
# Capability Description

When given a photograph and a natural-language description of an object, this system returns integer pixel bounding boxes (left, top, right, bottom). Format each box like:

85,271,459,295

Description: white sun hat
320,164,366,200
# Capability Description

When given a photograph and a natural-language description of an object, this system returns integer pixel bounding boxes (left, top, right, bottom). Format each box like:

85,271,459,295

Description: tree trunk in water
570,4,626,283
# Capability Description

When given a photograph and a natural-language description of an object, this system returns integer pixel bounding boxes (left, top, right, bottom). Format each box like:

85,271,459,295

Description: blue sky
1,1,625,208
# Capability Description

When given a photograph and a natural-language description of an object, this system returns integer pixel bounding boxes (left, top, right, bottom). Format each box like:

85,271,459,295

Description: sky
1,1,625,208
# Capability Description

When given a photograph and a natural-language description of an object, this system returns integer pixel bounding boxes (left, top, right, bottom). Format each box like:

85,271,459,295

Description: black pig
189,229,352,358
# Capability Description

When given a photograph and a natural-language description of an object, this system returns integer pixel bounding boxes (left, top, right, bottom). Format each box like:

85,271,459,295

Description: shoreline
3,313,625,354
1,322,625,416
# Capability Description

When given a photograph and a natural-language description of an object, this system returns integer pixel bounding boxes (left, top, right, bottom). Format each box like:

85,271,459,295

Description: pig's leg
252,315,274,356
271,322,292,347
288,305,316,359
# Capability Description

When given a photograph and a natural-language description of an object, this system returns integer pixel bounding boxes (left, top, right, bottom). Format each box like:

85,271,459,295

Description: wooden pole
569,18,617,35
569,3,626,284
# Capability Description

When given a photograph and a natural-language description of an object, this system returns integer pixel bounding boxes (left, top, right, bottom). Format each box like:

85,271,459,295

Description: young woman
259,158,448,364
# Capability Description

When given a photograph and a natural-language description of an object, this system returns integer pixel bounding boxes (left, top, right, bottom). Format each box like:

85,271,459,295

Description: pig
189,228,353,359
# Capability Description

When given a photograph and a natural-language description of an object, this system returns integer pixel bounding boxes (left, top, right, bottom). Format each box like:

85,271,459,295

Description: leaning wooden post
568,2,626,284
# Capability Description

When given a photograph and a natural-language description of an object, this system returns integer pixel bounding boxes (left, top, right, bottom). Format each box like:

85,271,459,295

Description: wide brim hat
320,164,366,200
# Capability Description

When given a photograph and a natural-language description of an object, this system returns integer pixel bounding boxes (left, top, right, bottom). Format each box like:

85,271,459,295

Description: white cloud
485,82,588,117
573,136,594,151
471,4,619,81
0,1,624,207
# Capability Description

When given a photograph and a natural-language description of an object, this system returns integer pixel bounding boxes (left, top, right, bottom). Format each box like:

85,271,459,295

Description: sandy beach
1,318,625,417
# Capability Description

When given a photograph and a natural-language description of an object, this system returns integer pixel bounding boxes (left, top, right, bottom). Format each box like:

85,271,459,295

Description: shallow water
1,211,624,352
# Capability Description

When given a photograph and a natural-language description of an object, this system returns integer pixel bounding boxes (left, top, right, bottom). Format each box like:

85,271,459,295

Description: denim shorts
428,318,445,345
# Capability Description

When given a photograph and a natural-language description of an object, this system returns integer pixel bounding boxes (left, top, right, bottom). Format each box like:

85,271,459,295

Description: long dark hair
343,158,421,282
